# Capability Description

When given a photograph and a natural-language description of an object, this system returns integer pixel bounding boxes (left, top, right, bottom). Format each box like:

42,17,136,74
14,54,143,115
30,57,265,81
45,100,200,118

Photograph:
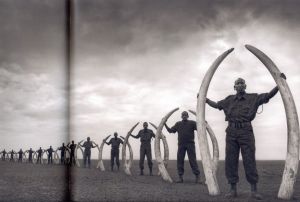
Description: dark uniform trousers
139,144,153,170
177,143,200,176
225,125,258,184
83,151,91,167
111,149,120,167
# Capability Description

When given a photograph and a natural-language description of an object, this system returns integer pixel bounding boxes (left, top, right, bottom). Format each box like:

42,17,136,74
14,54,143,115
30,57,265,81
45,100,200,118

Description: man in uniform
165,111,201,183
206,76,285,199
67,140,77,166
79,137,97,168
58,143,67,164
8,150,16,162
26,148,35,163
0,149,7,161
18,149,24,162
36,147,43,164
105,132,123,171
46,146,54,164
131,122,155,176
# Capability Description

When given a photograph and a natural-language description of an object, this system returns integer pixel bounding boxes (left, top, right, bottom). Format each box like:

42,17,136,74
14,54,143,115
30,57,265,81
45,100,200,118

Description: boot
225,183,237,198
176,175,183,183
149,167,153,176
140,170,144,176
250,184,263,200
111,166,114,171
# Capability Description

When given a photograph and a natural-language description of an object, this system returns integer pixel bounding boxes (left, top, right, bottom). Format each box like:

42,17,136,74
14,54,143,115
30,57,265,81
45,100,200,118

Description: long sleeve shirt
132,129,155,146
207,87,279,123
107,138,123,150
166,120,197,145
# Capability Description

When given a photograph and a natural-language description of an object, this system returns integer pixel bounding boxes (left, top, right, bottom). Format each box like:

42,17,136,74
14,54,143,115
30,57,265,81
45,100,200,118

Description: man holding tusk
46,146,54,164
0,149,7,161
58,143,67,165
164,111,202,184
26,148,35,163
104,132,123,171
206,74,286,199
67,140,77,166
79,137,98,168
131,122,155,176
36,147,43,164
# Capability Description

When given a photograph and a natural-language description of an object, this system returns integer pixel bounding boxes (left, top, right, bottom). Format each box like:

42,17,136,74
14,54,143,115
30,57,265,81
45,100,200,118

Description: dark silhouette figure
67,140,77,166
18,149,24,162
165,111,201,183
206,76,284,199
105,132,123,171
26,148,35,163
46,146,54,164
36,147,43,164
58,143,67,164
8,150,16,162
0,149,7,161
79,137,97,168
131,122,155,176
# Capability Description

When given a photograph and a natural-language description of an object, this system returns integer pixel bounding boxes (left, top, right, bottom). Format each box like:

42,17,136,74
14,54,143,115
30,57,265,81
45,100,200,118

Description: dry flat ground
0,160,300,202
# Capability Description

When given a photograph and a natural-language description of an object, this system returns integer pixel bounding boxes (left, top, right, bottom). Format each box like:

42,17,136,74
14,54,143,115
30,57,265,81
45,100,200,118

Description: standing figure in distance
105,132,123,171
79,137,98,168
206,76,285,199
36,147,43,164
131,122,155,176
67,140,77,166
165,111,201,183
18,149,24,162
8,150,16,162
26,148,35,163
0,149,7,161
46,146,54,164
58,143,67,165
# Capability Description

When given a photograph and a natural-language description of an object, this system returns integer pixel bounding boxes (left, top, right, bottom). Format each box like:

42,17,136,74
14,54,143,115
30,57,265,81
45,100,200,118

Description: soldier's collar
234,92,246,100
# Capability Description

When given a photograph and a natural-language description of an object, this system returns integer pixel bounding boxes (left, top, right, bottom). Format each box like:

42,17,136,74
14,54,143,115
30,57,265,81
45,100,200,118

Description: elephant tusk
122,122,139,175
245,44,299,200
197,48,234,196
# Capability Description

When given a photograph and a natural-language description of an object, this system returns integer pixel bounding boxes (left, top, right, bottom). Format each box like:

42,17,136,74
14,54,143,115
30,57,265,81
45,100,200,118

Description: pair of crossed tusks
97,135,132,172
154,108,218,183
75,140,99,167
121,122,169,176
195,45,299,199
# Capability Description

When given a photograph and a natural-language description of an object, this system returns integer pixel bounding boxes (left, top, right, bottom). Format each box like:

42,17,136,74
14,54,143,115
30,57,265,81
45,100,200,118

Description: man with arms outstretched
105,132,123,171
206,76,285,199
131,122,155,176
165,111,202,183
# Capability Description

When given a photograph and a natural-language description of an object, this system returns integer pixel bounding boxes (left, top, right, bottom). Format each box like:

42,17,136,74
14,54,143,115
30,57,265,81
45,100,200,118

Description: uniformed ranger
206,76,285,199
8,150,16,162
165,111,201,183
58,143,67,164
18,149,24,162
46,146,54,164
79,137,98,168
131,122,155,176
105,132,123,171
26,148,35,163
0,149,7,161
36,147,43,164
67,140,77,166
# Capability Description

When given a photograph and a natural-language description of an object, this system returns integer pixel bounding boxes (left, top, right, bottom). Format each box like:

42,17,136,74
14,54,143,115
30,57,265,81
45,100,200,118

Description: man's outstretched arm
206,98,219,109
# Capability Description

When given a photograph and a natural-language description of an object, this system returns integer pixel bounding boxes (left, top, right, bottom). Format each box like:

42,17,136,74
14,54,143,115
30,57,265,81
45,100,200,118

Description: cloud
71,0,300,160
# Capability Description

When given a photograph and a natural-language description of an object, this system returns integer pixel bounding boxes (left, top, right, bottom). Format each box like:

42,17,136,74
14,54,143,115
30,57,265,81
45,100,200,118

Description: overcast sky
1,0,300,160
0,0,68,150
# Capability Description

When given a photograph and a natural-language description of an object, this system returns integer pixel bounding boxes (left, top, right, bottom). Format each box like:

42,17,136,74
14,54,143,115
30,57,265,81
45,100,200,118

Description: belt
228,122,252,129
